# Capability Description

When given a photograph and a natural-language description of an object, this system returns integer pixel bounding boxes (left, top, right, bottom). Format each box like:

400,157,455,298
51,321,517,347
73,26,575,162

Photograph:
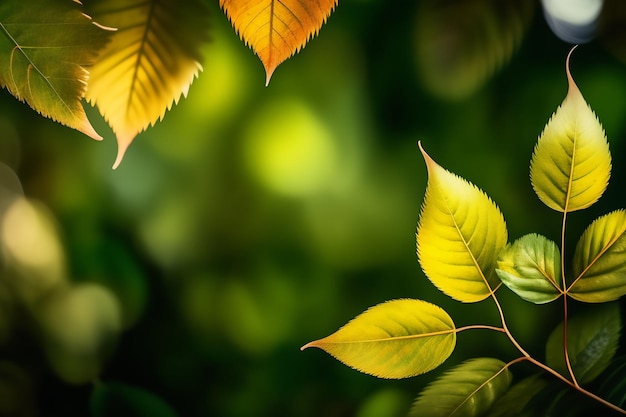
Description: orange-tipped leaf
220,0,337,85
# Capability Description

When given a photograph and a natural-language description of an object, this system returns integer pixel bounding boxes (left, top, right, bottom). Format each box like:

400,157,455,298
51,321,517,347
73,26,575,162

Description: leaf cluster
302,48,626,416
0,0,336,167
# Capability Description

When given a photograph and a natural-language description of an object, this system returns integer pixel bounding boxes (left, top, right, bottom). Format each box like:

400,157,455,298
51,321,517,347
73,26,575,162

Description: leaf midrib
0,22,74,114
126,0,156,121
319,328,456,345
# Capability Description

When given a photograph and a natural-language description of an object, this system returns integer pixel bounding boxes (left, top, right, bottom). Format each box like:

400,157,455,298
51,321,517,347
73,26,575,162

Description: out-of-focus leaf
521,380,607,417
485,375,549,417
84,0,209,168
530,47,611,212
301,299,456,379
416,142,507,303
90,381,178,417
597,356,626,409
357,388,411,417
0,0,109,139
415,0,533,100
545,302,621,385
570,210,626,302
220,0,337,85
496,234,562,304
409,358,512,417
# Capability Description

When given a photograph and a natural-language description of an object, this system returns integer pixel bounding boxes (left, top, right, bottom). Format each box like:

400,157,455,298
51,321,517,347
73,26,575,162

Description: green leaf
530,48,611,212
485,375,549,417
90,381,179,417
416,142,508,303
0,0,110,139
409,358,512,417
301,299,456,379
570,210,626,302
496,234,562,304
83,0,210,168
596,355,626,408
522,381,606,417
545,302,621,385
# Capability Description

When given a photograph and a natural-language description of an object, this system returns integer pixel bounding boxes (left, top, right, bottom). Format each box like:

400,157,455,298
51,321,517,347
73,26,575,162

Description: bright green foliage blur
1,1,626,417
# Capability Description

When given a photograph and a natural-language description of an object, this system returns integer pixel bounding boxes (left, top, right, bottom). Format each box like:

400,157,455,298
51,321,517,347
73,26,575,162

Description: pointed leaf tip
265,69,273,87
111,133,134,170
565,45,579,94
80,119,103,141
417,140,427,159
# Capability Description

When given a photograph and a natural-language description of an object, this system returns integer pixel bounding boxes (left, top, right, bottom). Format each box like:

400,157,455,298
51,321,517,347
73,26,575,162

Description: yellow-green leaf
301,299,456,379
416,142,508,302
84,0,209,168
496,234,562,304
530,48,611,212
545,303,621,385
0,0,110,140
485,375,549,417
409,358,512,417
220,0,337,85
570,210,626,302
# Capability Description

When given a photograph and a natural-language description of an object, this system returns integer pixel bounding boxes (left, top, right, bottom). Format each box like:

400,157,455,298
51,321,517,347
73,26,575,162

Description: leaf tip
264,65,276,87
81,125,102,141
417,141,436,170
111,133,135,169
301,338,324,351
566,45,581,97
79,119,103,141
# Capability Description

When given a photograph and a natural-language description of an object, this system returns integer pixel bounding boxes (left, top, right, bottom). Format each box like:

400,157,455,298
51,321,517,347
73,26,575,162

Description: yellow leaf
301,299,456,379
220,0,337,85
0,0,110,140
416,142,507,302
84,0,209,168
570,210,626,302
530,47,611,212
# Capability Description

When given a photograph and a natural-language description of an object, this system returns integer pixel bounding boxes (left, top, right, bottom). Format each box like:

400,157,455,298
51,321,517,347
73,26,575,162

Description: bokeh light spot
37,283,121,384
542,0,603,43
243,99,338,197
1,198,65,298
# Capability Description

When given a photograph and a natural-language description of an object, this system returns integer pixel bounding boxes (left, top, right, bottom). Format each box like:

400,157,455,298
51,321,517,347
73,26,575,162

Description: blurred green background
1,0,626,416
